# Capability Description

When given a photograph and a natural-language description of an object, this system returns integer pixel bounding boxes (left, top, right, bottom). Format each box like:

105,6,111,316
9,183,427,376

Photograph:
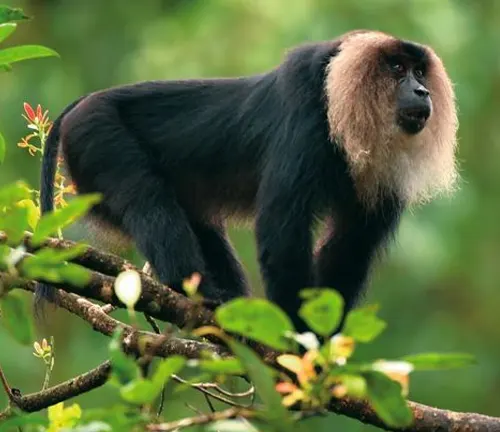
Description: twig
203,392,217,413
0,364,13,401
144,312,162,334
171,375,253,409
147,407,255,431
207,383,255,399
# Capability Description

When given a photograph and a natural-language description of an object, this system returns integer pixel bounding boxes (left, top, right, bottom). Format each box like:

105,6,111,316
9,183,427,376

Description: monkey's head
326,30,458,208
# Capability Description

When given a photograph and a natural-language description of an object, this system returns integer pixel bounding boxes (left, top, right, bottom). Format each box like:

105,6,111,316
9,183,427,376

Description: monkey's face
387,53,432,135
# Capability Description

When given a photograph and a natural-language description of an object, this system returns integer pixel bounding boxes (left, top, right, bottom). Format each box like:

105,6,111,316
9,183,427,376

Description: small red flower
24,102,36,122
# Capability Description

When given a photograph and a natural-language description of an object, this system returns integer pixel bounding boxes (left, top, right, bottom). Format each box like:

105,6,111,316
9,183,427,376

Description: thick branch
0,361,110,421
328,397,500,432
6,276,227,360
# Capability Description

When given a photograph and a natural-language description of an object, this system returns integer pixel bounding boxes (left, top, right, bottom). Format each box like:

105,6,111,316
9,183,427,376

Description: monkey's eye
414,67,424,79
391,63,405,73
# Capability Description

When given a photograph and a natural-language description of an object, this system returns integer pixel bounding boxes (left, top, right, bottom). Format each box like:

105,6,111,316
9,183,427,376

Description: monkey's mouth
398,107,431,135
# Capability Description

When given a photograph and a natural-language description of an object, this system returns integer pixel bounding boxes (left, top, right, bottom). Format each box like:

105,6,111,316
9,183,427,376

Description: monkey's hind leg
190,221,250,304
114,180,216,298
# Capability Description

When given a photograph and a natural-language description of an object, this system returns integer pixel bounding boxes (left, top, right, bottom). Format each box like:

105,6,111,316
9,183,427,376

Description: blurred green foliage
0,0,499,430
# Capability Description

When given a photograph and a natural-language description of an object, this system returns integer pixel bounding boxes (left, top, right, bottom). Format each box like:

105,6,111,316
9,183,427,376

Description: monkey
36,30,458,332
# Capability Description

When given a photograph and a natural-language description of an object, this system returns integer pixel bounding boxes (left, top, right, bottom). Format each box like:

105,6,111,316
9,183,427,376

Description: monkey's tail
35,96,86,316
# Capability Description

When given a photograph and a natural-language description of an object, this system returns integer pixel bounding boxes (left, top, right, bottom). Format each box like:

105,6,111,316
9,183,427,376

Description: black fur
35,96,86,315
38,40,403,331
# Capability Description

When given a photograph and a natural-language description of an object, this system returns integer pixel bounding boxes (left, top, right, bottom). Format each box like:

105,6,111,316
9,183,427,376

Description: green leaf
0,291,34,345
0,412,48,431
108,328,141,386
0,6,30,24
228,338,292,431
120,356,185,405
216,298,295,351
298,288,344,336
0,45,58,67
15,199,39,230
0,205,29,245
150,356,185,388
31,194,102,246
198,357,245,375
363,371,413,428
21,257,90,287
401,353,476,371
33,244,88,263
20,245,91,287
119,380,154,405
56,263,91,286
343,305,387,343
0,181,31,207
0,131,5,164
0,23,16,43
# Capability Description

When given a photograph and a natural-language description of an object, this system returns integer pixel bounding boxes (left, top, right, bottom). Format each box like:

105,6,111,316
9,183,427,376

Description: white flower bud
114,270,142,308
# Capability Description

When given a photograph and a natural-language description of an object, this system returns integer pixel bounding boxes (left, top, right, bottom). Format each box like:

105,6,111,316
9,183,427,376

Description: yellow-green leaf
401,353,476,371
31,193,101,246
363,371,413,428
0,45,58,66
32,244,88,263
20,245,91,287
16,199,40,230
299,288,344,336
216,298,295,351
228,339,292,431
0,205,29,245
121,356,186,405
0,181,30,207
198,358,245,375
343,305,387,343
0,23,16,43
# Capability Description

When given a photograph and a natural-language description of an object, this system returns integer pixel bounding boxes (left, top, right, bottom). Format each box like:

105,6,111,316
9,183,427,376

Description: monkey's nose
414,86,429,98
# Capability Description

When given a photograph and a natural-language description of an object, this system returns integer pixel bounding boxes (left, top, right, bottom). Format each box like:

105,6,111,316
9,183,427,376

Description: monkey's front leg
256,190,315,333
314,207,401,325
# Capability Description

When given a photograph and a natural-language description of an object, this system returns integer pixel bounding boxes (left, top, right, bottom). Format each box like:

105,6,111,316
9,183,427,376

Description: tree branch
2,275,227,360
328,397,500,432
0,361,111,421
1,234,499,431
